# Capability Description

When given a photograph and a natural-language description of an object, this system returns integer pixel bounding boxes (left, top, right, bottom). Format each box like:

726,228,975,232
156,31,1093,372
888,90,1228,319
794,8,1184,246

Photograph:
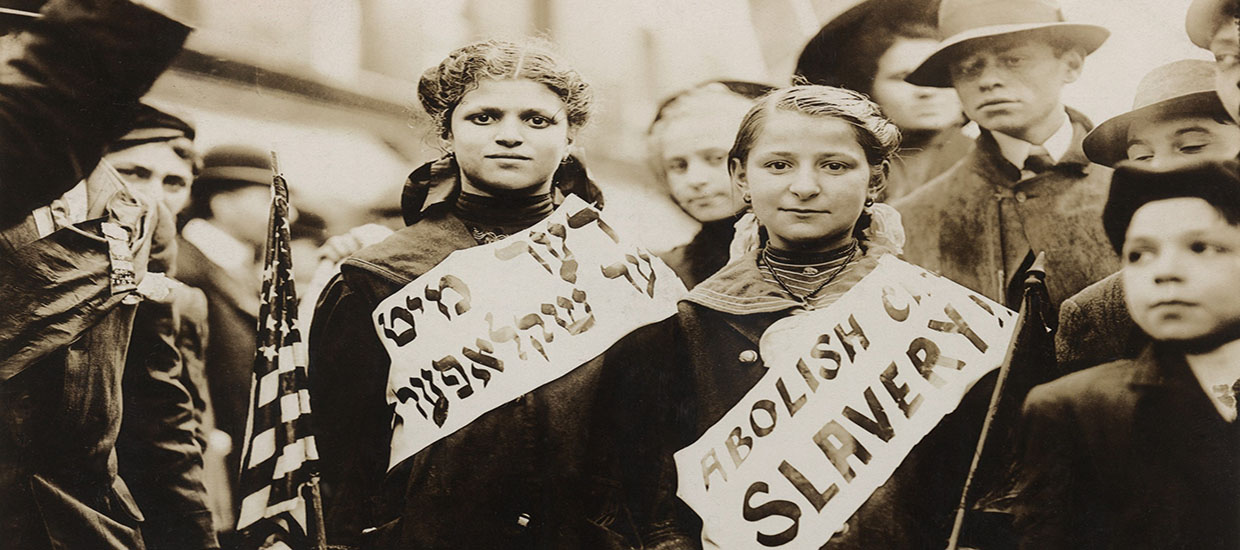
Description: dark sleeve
1054,296,1087,372
117,297,220,550
307,273,396,548
0,0,191,222
594,318,700,550
1008,385,1083,550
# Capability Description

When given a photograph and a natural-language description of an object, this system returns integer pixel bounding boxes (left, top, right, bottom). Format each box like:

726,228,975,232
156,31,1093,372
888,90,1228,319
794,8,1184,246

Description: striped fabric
235,166,322,549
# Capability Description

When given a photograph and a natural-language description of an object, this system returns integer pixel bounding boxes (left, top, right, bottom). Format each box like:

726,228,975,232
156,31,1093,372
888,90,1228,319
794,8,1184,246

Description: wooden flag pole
304,476,327,550
946,253,1046,550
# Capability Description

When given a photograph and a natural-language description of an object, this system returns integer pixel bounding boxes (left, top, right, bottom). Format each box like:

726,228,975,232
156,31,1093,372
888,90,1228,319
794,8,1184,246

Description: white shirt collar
182,218,256,274
991,108,1074,169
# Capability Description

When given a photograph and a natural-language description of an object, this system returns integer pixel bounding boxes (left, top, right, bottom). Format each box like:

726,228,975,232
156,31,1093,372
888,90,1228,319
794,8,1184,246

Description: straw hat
1083,60,1228,166
906,0,1109,88
1186,0,1237,49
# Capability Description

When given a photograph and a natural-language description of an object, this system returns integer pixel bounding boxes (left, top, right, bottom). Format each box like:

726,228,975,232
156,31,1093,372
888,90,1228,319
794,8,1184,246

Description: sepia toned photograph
0,0,1237,549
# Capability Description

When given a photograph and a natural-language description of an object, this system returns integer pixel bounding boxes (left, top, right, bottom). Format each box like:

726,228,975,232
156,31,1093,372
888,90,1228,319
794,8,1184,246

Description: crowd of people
0,0,1237,549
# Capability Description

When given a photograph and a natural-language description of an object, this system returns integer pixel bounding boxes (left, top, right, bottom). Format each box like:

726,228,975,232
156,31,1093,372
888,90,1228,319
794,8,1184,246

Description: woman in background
795,0,970,201
648,80,773,287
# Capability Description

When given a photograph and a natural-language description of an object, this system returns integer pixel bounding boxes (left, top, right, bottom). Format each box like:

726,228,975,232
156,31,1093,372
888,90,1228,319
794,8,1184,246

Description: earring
742,192,751,203
864,197,874,207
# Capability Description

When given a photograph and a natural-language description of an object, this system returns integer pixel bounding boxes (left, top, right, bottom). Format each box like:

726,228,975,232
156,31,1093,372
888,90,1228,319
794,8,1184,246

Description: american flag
236,156,324,550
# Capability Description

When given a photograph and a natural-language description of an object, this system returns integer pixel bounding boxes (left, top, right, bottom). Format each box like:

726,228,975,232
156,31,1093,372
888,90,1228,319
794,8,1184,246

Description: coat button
738,350,758,363
1015,191,1028,203
517,513,531,528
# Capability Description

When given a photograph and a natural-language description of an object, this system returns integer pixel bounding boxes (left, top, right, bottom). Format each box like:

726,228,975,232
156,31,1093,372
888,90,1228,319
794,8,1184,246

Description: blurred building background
141,0,1208,249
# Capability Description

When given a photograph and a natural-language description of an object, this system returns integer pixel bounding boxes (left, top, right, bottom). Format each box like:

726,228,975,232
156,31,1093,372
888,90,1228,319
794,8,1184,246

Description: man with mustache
895,0,1117,311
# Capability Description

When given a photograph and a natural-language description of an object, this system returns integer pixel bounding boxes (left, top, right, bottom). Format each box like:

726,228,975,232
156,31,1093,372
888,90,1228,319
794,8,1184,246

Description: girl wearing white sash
306,39,643,550
614,86,993,549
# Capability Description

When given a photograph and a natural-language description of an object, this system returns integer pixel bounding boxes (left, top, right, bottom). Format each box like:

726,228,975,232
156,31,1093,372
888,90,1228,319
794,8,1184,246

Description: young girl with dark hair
308,39,648,550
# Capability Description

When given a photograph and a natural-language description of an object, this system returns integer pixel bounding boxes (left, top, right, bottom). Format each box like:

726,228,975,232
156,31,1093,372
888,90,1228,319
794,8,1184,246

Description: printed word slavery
375,207,660,428
700,285,1004,547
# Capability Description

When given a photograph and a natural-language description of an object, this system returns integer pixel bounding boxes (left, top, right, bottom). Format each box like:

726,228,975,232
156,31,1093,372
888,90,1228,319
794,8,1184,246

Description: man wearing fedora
176,144,278,533
1057,59,1240,373
895,0,1118,311
0,1,195,549
1187,0,1240,121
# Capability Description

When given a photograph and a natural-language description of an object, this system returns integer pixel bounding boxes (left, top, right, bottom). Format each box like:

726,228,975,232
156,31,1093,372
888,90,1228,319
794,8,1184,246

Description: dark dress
308,158,648,549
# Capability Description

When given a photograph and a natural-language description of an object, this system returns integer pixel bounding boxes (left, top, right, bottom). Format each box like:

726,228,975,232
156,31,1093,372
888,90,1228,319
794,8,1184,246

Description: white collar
182,218,256,274
991,108,1074,168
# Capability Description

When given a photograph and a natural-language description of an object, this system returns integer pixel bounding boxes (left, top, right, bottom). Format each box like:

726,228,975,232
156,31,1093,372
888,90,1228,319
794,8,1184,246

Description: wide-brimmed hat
1083,60,1230,167
1186,0,1238,49
794,0,939,92
906,0,1110,88
1102,158,1240,252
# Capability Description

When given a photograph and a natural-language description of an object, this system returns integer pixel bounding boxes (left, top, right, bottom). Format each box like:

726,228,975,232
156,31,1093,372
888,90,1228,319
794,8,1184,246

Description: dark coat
117,288,219,550
0,2,190,548
1054,272,1146,373
894,109,1118,310
175,235,261,470
1009,345,1240,549
308,163,641,549
882,127,975,202
625,249,994,549
657,218,736,289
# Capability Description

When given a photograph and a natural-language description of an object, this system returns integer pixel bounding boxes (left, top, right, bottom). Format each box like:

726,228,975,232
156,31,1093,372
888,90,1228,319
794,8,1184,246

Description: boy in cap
1058,59,1240,372
1187,0,1240,121
895,0,1117,310
1010,159,1240,549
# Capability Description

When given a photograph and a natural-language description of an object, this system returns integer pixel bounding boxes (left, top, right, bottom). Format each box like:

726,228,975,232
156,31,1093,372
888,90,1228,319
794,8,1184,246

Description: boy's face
1209,24,1240,122
1126,113,1240,168
948,36,1082,141
1122,197,1240,343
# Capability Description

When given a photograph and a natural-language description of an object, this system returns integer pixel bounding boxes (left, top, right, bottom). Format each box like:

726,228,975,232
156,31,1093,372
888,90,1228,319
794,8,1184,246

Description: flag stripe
235,169,322,547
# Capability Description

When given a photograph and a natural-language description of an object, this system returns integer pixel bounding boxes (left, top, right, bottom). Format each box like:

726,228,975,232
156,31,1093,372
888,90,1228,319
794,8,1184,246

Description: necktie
1023,145,1054,174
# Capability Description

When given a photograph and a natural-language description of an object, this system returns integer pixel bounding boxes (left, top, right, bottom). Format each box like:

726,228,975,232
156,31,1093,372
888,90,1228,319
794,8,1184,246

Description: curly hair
729,85,901,197
418,38,593,139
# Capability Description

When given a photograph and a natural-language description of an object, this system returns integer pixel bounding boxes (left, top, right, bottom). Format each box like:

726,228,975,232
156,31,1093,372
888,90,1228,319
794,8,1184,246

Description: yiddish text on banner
373,195,687,469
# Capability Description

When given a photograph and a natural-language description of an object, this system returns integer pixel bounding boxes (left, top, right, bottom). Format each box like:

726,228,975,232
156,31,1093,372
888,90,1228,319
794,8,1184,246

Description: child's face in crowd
657,95,751,223
106,140,194,214
735,111,873,253
1122,197,1240,343
449,78,572,197
1209,25,1240,122
949,37,1082,141
872,37,964,132
1126,114,1240,168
